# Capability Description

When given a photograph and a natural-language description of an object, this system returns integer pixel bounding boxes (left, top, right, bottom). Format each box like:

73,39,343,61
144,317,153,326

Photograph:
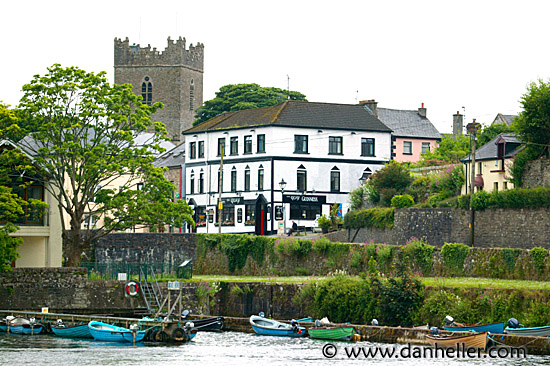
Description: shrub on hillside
391,194,414,208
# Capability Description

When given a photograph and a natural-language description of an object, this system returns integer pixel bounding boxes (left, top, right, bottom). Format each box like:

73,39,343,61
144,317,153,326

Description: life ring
125,281,140,296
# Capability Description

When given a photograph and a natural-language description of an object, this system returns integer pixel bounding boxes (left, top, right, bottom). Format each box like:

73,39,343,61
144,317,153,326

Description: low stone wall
95,233,196,264
523,159,550,188
337,207,550,249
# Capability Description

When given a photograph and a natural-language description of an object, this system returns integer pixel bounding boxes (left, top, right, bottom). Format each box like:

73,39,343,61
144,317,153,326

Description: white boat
249,315,306,337
505,326,550,337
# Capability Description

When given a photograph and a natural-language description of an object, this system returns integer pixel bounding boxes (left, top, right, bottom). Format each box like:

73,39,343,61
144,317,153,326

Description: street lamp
279,178,287,235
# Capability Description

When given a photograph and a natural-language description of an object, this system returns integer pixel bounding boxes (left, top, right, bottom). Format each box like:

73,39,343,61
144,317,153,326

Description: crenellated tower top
114,36,204,71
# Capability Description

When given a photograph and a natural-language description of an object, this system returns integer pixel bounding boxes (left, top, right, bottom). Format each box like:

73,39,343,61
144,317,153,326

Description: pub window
216,206,235,226
244,135,252,154
245,204,256,225
237,208,243,223
361,138,375,156
330,167,340,192
190,170,195,194
258,166,264,191
141,77,152,106
403,141,412,155
244,166,251,191
297,165,307,192
195,206,206,227
230,137,238,155
231,167,237,192
198,141,205,158
218,138,226,156
289,204,321,220
199,170,205,193
189,142,197,159
294,135,308,153
329,136,343,155
257,134,266,153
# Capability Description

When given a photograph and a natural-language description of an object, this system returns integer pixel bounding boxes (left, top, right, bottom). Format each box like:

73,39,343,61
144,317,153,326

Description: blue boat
88,321,145,342
444,322,504,334
7,317,43,335
0,319,7,332
249,315,306,337
52,322,93,338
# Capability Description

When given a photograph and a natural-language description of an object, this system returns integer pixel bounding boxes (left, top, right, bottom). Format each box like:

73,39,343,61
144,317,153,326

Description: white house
182,100,392,235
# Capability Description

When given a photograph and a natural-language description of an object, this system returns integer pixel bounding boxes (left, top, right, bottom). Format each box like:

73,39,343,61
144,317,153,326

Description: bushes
441,243,470,275
343,207,395,230
530,247,547,273
391,194,414,208
459,187,550,211
403,238,434,276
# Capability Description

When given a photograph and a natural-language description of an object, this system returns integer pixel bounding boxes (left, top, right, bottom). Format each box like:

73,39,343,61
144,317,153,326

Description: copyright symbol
322,343,337,358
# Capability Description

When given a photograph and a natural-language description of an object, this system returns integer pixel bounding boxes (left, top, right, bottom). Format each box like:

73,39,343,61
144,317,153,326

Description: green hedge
343,207,395,230
457,187,550,210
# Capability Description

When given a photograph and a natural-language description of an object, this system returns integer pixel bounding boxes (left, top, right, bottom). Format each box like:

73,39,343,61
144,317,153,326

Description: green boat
308,326,357,341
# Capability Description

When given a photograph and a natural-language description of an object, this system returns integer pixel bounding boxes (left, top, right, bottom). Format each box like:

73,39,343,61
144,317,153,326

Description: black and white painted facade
182,101,392,234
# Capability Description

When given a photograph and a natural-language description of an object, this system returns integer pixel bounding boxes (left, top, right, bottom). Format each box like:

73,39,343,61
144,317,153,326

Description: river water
0,331,547,365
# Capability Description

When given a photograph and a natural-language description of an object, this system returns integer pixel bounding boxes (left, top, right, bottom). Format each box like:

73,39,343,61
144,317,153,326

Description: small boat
505,325,550,337
249,315,306,337
308,326,357,341
51,321,93,338
426,331,488,349
0,318,7,332
181,311,224,332
412,324,430,330
88,321,145,342
7,317,43,335
444,322,504,334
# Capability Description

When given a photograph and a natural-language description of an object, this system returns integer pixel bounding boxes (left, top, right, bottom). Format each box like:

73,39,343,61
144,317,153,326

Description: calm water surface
0,331,547,365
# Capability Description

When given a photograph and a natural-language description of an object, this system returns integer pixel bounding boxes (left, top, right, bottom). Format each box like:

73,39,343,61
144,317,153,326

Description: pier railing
80,262,192,281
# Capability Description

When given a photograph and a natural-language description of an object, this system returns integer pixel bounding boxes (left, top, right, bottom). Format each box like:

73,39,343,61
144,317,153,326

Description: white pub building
182,100,392,235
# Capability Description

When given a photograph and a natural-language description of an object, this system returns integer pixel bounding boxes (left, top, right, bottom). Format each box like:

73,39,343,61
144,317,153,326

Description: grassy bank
191,274,550,290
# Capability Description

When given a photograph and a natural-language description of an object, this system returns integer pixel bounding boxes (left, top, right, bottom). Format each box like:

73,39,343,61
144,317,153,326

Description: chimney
360,99,378,118
453,111,464,137
418,102,427,118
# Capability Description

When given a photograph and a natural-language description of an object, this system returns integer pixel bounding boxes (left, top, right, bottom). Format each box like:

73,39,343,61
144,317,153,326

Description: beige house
461,133,522,194
0,139,62,268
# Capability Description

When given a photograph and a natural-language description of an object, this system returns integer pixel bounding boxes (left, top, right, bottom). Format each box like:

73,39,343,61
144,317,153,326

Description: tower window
190,79,195,111
141,78,152,106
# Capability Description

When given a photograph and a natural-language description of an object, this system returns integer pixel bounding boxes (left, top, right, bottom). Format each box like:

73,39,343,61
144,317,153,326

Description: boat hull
191,317,224,332
309,327,356,341
7,318,43,335
426,331,488,349
505,326,550,337
88,321,145,342
444,322,504,334
249,316,306,337
52,324,93,338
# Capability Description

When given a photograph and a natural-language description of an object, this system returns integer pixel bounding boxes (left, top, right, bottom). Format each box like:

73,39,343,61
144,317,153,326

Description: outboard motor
444,315,454,325
430,327,439,336
181,310,190,319
259,312,265,318
507,318,519,329
184,322,195,331
371,319,379,326
291,319,298,332
315,319,322,327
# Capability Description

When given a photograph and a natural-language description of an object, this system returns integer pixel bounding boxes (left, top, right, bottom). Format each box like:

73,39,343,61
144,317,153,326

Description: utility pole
218,143,224,234
466,120,481,247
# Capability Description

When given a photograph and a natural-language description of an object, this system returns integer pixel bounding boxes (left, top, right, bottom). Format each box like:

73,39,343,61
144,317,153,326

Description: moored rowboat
426,331,488,350
88,321,145,342
52,323,93,338
444,322,504,334
505,325,550,337
249,315,306,337
7,317,43,335
308,326,357,341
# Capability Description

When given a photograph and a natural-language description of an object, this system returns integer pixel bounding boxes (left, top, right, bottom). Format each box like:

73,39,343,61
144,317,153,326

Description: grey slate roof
492,113,518,126
182,101,392,134
462,133,522,162
376,108,442,139
153,142,185,168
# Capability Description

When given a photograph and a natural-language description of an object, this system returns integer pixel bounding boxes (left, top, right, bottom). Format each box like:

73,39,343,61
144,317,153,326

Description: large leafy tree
515,79,550,156
16,64,194,266
194,83,307,125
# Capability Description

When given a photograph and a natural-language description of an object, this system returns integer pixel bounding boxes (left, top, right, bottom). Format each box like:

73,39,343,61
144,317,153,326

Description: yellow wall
462,158,514,195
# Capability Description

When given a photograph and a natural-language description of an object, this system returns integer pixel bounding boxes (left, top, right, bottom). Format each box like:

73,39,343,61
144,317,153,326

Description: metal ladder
139,265,164,315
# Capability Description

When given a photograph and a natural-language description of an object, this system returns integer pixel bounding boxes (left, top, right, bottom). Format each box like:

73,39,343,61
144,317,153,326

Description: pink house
360,100,441,163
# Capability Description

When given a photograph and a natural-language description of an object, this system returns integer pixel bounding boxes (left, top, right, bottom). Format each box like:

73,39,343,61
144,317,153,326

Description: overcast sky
2,0,549,133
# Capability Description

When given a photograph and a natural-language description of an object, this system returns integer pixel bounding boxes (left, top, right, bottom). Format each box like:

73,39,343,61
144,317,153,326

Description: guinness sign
222,197,244,205
283,194,326,205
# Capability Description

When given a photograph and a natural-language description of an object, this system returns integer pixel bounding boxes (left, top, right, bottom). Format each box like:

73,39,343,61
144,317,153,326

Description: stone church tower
114,36,204,142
